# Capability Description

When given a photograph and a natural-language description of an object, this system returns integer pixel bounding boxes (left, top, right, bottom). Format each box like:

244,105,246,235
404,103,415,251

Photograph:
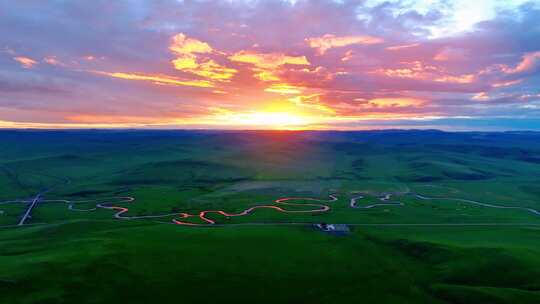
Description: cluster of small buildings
315,223,350,235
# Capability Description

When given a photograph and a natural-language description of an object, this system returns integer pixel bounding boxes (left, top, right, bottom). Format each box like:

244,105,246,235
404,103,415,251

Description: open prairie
1,130,539,303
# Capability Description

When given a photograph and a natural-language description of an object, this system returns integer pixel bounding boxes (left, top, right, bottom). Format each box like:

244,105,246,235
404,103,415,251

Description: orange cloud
172,58,237,80
435,74,475,84
228,50,309,81
375,61,438,80
194,60,237,80
380,67,423,79
367,98,424,108
253,70,281,82
229,51,309,69
171,56,199,70
169,33,213,55
14,56,38,68
306,34,383,54
264,84,304,94
98,71,213,87
169,33,237,81
288,94,336,114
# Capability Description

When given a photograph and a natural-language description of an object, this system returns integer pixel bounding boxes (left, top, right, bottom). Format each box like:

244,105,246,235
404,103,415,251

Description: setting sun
213,111,313,129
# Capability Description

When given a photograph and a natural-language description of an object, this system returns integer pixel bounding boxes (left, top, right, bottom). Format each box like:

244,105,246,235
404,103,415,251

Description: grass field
1,129,539,303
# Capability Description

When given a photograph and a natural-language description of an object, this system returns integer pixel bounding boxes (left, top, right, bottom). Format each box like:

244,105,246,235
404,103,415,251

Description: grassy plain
1,130,539,303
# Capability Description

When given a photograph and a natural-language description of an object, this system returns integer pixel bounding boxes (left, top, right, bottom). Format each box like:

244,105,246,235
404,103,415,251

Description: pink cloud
502,51,540,75
13,56,38,68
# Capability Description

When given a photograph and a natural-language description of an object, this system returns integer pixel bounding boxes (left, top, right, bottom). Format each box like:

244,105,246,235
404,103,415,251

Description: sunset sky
1,0,540,130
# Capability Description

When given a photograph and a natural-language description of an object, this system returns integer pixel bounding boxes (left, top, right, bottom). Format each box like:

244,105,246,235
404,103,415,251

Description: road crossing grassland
17,194,41,226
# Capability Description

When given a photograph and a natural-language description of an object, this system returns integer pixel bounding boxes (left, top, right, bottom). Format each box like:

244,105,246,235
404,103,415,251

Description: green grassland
1,129,540,303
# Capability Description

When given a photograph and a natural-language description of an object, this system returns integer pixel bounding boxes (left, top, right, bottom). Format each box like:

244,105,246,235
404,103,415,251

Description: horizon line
1,127,539,133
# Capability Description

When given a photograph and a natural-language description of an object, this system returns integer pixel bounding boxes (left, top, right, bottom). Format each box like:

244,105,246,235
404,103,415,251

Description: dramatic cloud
169,33,237,81
229,51,310,81
0,0,539,130
97,71,213,88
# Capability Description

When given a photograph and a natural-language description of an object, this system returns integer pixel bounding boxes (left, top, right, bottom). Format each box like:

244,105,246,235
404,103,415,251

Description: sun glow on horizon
214,111,313,129
206,104,319,129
